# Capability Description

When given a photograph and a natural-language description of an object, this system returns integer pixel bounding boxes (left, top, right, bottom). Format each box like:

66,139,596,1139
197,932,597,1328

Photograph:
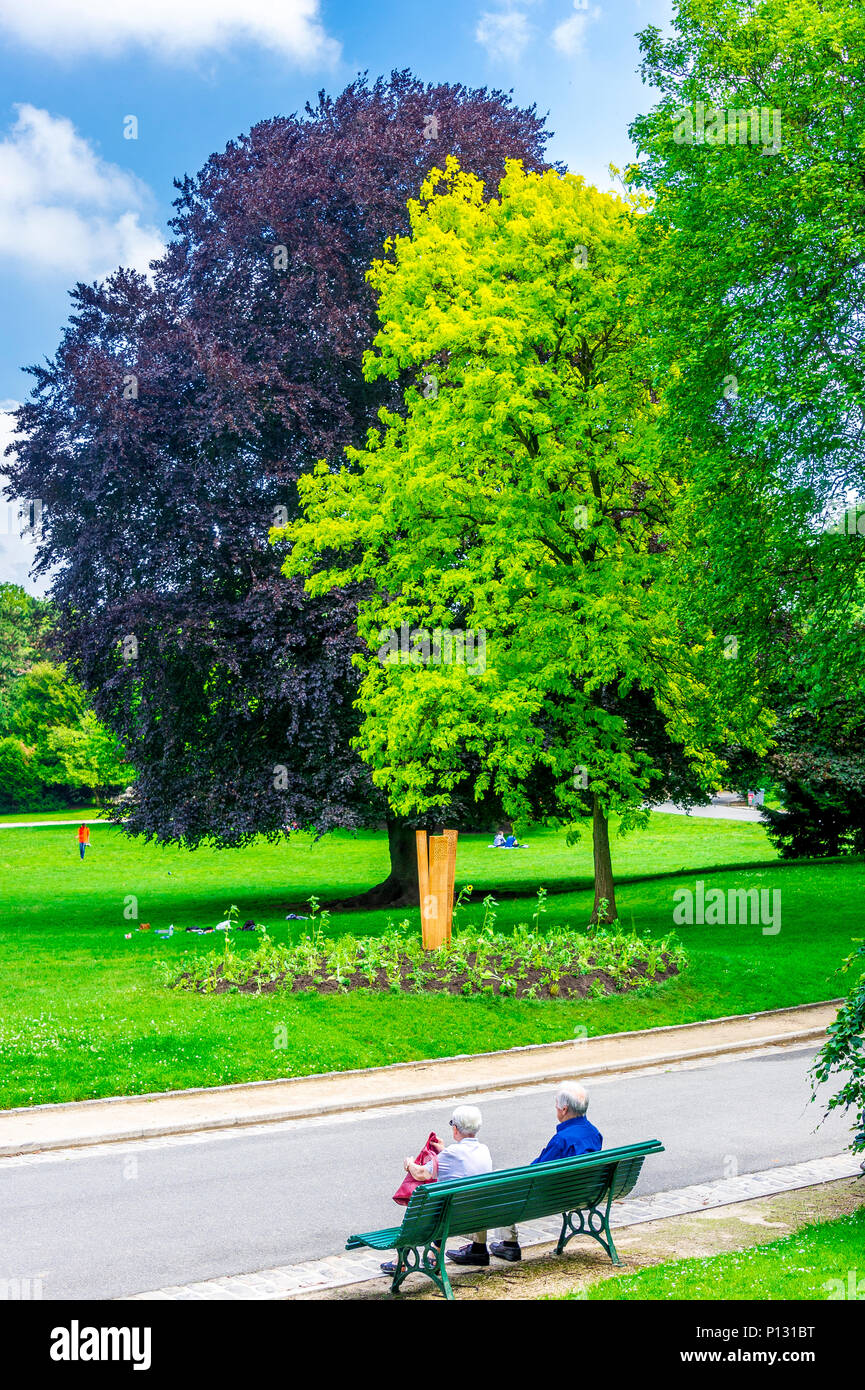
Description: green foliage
44,712,131,796
811,941,865,1155
757,699,865,859
0,736,41,810
168,896,687,1001
281,159,771,840
6,661,87,746
0,583,52,724
532,885,548,933
0,652,132,810
629,0,865,784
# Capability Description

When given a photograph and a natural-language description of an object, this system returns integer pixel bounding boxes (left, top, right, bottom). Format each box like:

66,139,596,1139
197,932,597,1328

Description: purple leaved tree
5,71,552,906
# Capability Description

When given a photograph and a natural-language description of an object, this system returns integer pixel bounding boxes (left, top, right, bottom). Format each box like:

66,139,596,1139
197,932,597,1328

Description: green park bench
346,1138,664,1299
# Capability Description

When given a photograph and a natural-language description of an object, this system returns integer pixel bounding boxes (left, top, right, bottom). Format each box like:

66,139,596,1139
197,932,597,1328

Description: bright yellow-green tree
280,160,771,919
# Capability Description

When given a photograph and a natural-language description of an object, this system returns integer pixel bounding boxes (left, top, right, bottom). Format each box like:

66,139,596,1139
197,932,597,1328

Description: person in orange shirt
78,823,90,860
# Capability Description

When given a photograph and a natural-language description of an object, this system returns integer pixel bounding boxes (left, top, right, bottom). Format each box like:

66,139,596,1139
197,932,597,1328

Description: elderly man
380,1105,491,1275
446,1082,602,1267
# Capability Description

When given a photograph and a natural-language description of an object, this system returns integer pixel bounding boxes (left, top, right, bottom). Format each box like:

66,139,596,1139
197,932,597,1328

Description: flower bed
165,913,686,1002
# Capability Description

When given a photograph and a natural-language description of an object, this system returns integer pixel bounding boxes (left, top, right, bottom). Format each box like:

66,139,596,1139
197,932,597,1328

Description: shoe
490,1241,522,1262
445,1242,490,1267
380,1260,399,1275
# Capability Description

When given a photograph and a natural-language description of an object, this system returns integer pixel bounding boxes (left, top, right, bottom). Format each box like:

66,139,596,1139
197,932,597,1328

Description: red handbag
392,1132,441,1205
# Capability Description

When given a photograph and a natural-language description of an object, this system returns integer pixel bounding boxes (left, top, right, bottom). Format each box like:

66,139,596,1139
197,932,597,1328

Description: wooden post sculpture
416,828,458,949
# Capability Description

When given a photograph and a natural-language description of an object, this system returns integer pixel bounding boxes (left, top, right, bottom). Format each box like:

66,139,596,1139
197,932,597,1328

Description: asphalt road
0,1047,854,1300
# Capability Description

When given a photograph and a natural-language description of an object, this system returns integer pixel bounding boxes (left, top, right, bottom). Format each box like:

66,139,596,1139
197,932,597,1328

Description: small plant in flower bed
163,890,687,1002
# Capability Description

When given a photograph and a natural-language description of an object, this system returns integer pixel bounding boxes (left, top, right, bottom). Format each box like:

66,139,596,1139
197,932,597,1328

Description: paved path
650,801,766,822
0,818,109,829
0,1047,853,1300
0,1002,836,1156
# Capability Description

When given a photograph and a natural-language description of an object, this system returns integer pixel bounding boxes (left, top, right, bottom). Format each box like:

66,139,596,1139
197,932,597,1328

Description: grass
556,1208,865,1300
0,816,857,1109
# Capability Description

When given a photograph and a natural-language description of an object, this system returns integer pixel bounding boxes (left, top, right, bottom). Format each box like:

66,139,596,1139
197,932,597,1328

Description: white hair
450,1105,482,1136
555,1083,588,1117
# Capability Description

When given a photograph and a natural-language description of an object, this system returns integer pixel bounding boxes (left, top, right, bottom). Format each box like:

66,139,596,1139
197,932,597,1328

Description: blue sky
0,0,672,589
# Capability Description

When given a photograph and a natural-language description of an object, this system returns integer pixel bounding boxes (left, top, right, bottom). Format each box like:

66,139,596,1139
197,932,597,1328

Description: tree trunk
590,795,618,924
326,816,421,910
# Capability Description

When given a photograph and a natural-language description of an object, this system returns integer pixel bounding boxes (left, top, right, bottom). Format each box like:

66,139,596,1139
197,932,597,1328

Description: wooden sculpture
416,828,458,949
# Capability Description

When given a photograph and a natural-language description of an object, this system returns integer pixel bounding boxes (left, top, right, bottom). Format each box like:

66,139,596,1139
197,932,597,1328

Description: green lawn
556,1208,865,1300
0,816,858,1108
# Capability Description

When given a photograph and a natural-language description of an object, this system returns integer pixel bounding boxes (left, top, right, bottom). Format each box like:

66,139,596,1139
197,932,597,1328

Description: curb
0,1003,837,1157
1,997,840,1117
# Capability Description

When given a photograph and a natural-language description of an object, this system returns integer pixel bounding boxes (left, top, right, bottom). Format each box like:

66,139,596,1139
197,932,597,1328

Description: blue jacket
533,1115,602,1165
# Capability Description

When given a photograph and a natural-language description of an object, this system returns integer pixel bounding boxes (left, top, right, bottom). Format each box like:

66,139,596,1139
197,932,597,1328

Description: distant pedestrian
78,823,90,860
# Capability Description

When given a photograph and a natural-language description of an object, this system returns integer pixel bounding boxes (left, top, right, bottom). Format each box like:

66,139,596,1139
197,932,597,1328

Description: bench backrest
398,1140,663,1247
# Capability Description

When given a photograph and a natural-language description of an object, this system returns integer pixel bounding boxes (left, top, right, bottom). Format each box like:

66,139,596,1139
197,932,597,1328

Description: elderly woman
380,1105,491,1275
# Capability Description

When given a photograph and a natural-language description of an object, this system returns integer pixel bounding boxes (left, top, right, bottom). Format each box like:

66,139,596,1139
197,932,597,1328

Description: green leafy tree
759,690,865,859
0,737,40,811
45,712,132,798
6,661,87,748
628,0,865,748
281,160,771,919
2,660,131,805
0,584,51,729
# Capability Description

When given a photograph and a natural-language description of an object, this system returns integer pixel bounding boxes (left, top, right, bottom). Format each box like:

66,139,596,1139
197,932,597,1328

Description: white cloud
0,105,164,280
476,10,533,63
552,2,601,57
0,403,48,595
0,0,340,62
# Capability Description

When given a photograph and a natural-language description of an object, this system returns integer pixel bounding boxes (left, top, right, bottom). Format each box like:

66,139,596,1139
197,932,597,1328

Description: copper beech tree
6,72,551,905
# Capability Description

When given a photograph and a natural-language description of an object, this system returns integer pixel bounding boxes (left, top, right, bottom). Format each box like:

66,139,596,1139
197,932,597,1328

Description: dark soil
176,953,681,1001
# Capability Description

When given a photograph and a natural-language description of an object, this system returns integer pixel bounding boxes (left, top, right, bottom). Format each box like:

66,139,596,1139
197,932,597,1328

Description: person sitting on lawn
447,1082,602,1267
380,1105,492,1275
493,830,506,847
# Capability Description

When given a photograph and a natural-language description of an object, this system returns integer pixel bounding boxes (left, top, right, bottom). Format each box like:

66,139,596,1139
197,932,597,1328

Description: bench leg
389,1243,454,1300
390,1250,411,1296
434,1243,455,1302
556,1200,620,1266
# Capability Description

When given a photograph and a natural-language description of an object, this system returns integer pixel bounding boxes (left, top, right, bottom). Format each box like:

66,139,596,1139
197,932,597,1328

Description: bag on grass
392,1132,440,1205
